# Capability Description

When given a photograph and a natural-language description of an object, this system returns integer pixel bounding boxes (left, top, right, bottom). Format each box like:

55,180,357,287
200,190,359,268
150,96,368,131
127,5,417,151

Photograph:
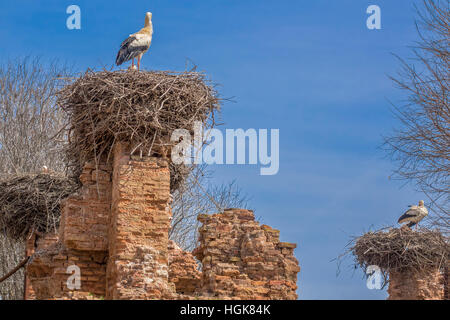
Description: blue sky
0,0,426,299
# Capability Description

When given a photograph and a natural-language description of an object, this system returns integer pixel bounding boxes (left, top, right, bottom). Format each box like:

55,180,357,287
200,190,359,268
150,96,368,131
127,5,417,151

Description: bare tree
0,232,25,300
0,57,69,176
384,0,449,231
0,57,70,299
170,165,250,250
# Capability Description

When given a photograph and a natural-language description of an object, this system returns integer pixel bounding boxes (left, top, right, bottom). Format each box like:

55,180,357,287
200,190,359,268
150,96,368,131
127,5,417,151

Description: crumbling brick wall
26,159,112,299
59,162,111,251
24,232,59,300
193,209,299,299
388,268,446,300
26,143,300,300
168,240,201,296
26,241,107,299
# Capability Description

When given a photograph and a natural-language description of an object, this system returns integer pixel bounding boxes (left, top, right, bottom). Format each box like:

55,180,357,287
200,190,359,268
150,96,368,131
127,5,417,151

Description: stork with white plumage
397,200,428,229
116,12,153,71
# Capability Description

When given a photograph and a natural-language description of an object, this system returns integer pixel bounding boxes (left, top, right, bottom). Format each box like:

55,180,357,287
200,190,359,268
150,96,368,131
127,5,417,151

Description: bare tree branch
384,0,449,232
170,164,250,251
0,57,71,300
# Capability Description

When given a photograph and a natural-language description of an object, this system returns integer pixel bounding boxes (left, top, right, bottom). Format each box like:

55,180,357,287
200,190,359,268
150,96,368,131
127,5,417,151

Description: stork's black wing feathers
116,36,135,66
397,210,418,223
115,35,149,66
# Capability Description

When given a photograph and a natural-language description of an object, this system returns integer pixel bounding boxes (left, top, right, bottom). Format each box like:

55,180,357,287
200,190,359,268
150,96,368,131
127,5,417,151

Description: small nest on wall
58,70,220,192
350,227,449,275
0,174,79,240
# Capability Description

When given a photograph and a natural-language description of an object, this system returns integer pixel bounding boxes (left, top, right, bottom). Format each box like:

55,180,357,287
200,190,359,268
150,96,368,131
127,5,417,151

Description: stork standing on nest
398,200,428,229
116,12,153,71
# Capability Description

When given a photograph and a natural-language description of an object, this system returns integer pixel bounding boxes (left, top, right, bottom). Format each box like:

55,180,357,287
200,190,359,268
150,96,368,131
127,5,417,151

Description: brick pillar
388,268,445,300
106,142,174,299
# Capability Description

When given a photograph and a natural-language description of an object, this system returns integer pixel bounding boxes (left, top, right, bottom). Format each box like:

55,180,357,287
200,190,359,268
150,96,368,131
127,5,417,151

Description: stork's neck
144,17,152,27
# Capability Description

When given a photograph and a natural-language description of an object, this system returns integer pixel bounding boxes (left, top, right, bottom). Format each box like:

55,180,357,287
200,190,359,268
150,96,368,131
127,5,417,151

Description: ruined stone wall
25,160,112,300
25,144,300,300
24,232,59,300
388,268,446,300
168,240,201,296
193,209,299,300
59,162,112,251
26,241,107,299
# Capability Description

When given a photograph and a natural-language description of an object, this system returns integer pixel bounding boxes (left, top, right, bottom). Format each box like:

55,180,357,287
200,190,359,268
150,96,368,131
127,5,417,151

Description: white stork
116,12,153,71
397,200,428,229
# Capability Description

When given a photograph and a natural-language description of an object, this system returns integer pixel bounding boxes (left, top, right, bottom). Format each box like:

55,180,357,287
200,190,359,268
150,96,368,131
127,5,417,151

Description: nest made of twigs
58,70,220,192
350,227,449,274
0,173,79,240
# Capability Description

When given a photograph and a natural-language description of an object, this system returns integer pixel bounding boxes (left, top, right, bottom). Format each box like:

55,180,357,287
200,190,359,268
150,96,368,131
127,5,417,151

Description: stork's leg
137,56,141,71
132,58,135,68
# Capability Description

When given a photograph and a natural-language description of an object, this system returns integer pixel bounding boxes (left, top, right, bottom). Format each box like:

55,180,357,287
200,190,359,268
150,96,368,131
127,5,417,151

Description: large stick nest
58,70,220,192
350,227,449,274
0,174,79,240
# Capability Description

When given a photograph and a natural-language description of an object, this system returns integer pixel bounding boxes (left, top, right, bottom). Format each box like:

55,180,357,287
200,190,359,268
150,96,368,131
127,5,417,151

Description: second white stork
116,12,153,71
397,200,428,229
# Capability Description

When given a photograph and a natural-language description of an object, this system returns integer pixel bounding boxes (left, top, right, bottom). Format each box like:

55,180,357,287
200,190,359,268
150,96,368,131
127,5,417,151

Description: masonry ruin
0,70,300,300
388,268,447,300
24,142,299,299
